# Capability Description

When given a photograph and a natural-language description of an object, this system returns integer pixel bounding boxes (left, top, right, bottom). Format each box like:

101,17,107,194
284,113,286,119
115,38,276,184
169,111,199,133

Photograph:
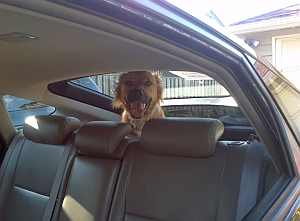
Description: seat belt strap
236,137,266,221
42,133,75,221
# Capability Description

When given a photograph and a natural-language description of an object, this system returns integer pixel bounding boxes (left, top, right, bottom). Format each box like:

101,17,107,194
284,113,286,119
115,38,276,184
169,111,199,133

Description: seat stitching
213,145,230,221
124,145,138,216
13,184,49,198
125,212,159,221
258,151,269,201
208,121,214,152
105,162,121,220
211,121,217,152
109,124,129,152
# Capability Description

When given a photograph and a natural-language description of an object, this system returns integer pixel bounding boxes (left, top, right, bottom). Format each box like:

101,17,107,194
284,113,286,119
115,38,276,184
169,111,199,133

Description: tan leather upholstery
23,115,80,145
0,115,80,221
55,121,132,221
0,117,279,220
75,121,132,155
141,118,224,157
108,118,273,221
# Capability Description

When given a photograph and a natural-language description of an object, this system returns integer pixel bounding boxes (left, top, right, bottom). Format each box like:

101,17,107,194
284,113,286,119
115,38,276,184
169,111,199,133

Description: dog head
113,71,163,120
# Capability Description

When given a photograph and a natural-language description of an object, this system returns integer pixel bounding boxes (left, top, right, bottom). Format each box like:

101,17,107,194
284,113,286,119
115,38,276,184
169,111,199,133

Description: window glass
71,71,249,126
75,71,231,99
253,54,300,143
70,76,102,93
2,95,55,129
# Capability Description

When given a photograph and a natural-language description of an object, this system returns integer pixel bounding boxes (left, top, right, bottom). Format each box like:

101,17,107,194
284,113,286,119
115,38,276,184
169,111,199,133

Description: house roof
227,4,300,34
230,4,300,26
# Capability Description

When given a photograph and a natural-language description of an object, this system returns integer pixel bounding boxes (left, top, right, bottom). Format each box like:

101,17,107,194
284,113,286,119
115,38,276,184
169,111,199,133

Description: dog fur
112,71,165,137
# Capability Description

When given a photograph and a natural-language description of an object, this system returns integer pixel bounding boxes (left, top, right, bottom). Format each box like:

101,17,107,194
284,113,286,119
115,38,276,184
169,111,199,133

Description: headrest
141,118,224,157
75,121,131,155
23,115,81,145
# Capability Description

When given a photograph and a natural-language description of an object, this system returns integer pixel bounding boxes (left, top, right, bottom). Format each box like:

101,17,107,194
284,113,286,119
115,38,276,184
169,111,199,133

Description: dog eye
145,81,152,86
125,80,132,86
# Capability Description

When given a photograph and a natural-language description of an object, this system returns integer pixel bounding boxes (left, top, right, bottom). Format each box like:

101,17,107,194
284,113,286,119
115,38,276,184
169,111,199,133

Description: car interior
0,0,295,220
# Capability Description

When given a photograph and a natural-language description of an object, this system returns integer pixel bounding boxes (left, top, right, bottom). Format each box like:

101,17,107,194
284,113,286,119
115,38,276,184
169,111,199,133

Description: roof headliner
0,2,195,101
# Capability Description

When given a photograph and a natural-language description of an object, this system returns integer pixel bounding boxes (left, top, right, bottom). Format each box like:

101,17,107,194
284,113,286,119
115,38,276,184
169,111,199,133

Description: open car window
71,71,250,126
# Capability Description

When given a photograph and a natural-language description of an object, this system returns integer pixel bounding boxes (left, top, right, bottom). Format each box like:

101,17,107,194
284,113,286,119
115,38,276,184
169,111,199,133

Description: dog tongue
131,102,145,118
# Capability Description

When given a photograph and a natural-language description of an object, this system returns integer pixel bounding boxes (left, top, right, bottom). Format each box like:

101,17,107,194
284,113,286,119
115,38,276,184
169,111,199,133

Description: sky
168,0,300,26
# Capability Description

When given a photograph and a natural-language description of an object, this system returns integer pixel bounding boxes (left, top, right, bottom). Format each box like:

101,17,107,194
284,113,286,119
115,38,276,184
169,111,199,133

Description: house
227,4,300,88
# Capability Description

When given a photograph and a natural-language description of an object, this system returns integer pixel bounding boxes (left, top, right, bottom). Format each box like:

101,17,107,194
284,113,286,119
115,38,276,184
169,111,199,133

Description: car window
2,95,55,129
73,71,231,98
70,76,102,93
252,55,300,144
71,71,249,126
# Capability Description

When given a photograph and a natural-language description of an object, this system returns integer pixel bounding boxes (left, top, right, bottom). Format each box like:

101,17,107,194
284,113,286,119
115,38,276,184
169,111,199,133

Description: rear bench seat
0,115,80,221
0,116,279,220
108,118,276,221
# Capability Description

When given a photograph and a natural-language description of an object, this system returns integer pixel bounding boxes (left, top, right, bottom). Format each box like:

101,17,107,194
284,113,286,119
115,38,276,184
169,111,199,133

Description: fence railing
162,77,228,99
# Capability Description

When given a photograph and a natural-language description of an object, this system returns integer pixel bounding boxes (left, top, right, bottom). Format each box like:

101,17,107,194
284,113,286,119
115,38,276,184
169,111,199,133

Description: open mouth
129,101,150,119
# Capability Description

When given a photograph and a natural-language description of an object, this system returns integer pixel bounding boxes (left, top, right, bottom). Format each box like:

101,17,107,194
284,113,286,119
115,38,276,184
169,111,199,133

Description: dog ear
153,72,164,101
112,74,125,109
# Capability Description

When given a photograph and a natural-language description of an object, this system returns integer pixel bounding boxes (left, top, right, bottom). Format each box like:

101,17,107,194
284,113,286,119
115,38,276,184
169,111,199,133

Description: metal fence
162,77,228,99
91,74,120,97
91,73,229,99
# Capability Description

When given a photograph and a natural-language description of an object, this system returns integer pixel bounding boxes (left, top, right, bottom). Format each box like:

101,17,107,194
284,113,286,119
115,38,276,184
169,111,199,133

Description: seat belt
42,133,75,221
236,135,268,221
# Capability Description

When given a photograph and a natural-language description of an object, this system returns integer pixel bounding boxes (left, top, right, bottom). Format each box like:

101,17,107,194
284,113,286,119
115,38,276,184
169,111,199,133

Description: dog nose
131,89,144,98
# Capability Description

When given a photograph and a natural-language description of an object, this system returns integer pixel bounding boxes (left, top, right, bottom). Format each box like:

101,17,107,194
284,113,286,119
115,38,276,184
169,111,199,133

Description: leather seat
0,115,80,221
53,121,132,221
0,116,279,220
108,118,275,221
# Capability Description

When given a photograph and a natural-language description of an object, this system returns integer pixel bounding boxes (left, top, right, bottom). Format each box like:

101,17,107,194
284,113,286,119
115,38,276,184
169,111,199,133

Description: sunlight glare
25,116,39,130
62,195,94,221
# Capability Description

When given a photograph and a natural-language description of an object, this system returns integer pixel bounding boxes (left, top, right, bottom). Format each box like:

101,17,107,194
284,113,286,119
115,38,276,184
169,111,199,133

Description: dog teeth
130,102,146,109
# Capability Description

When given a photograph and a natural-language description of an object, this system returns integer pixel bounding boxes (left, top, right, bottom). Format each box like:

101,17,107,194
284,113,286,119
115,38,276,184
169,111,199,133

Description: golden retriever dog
113,71,165,137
